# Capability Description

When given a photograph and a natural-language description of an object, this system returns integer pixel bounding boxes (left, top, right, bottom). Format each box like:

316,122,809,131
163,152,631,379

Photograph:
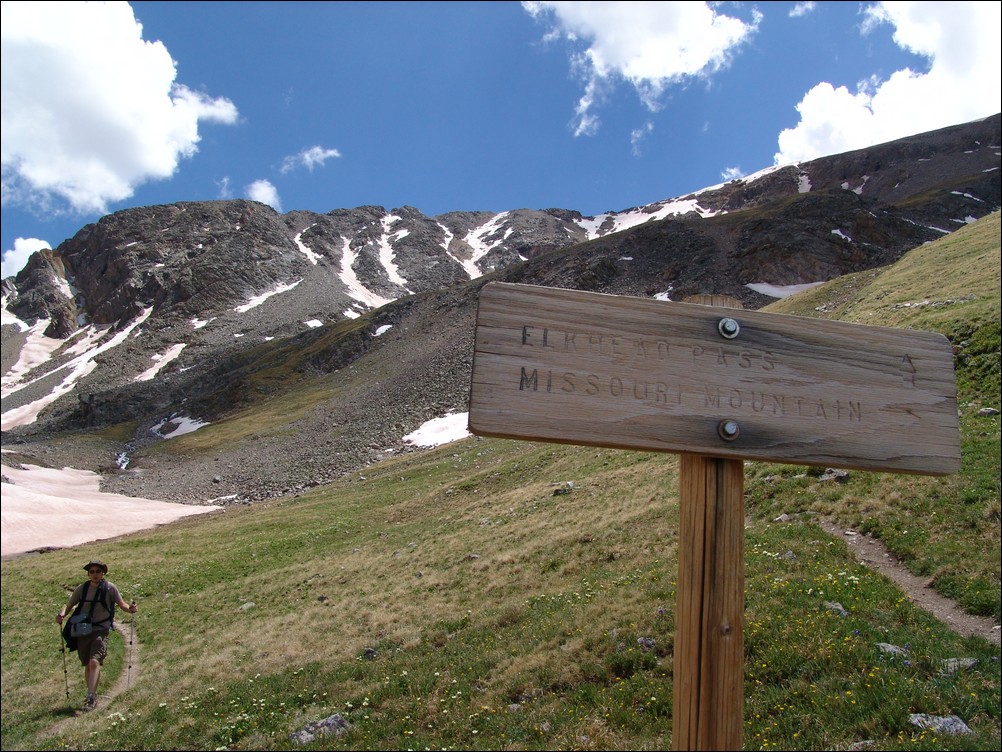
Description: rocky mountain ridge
1,113,999,502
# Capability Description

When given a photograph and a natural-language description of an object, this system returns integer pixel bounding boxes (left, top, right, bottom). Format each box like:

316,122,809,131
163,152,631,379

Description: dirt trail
43,621,140,737
818,519,1001,645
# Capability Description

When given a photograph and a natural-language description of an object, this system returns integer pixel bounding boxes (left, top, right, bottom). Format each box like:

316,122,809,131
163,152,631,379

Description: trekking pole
59,623,70,704
127,600,136,688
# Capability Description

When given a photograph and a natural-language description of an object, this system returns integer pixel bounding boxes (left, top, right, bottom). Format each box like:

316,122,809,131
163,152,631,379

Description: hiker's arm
116,593,137,613
56,590,81,624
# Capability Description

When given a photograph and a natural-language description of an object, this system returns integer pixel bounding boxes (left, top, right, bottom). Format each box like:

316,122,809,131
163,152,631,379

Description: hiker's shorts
77,632,109,666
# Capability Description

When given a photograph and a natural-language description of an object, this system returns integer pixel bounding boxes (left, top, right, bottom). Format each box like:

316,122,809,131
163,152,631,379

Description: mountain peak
2,114,999,502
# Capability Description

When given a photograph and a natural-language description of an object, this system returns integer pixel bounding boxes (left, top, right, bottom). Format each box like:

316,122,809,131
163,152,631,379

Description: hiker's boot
82,693,97,712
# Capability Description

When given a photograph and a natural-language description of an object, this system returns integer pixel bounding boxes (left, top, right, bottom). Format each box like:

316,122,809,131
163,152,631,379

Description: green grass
750,211,1001,621
2,213,999,751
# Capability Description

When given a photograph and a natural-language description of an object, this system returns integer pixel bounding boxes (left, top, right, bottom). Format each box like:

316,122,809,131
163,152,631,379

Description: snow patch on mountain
439,222,479,278
339,237,392,309
2,318,63,388
294,227,322,264
464,211,512,275
0,463,221,558
379,214,411,290
135,343,186,382
402,411,471,448
234,280,303,313
2,307,154,430
576,195,720,238
154,414,210,438
746,281,826,299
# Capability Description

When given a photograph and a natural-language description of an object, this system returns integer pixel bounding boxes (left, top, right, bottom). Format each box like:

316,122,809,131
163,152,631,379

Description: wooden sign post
468,282,960,751
673,294,746,751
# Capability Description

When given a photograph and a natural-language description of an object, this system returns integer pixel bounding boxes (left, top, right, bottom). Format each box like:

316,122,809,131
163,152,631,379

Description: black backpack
61,580,115,651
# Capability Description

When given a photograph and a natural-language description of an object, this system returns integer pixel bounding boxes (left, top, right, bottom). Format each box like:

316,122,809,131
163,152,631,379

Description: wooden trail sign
467,282,962,751
469,282,960,475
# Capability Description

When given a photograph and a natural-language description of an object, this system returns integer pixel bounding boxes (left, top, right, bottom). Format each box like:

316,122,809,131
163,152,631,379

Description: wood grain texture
469,282,960,474
673,455,745,751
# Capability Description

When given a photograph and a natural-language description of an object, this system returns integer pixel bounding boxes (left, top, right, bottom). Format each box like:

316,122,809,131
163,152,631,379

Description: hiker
56,560,137,712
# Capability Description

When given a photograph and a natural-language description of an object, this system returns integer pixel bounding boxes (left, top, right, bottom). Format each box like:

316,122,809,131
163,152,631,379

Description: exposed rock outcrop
2,114,999,502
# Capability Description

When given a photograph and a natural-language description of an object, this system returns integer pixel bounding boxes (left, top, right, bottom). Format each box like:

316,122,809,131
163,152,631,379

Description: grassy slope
2,213,999,751
756,211,1001,618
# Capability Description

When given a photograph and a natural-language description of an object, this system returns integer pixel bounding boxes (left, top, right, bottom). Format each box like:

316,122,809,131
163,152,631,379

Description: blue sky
2,1,1000,279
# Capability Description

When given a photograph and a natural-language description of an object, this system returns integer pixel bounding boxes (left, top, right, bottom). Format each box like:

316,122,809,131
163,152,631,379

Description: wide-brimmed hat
83,560,108,573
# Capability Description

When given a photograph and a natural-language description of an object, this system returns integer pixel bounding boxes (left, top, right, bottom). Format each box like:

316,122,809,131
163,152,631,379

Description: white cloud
524,1,760,136
720,166,744,182
775,1,1002,164
216,176,233,199
245,179,282,211
630,121,654,156
789,2,817,19
0,1,238,216
280,145,342,174
2,237,51,279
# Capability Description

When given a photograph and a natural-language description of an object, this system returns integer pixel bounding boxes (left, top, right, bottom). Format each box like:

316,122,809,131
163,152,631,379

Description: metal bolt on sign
718,317,740,339
718,419,741,441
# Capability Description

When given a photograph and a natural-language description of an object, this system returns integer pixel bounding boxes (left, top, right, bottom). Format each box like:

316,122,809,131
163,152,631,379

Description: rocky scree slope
1,114,998,502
